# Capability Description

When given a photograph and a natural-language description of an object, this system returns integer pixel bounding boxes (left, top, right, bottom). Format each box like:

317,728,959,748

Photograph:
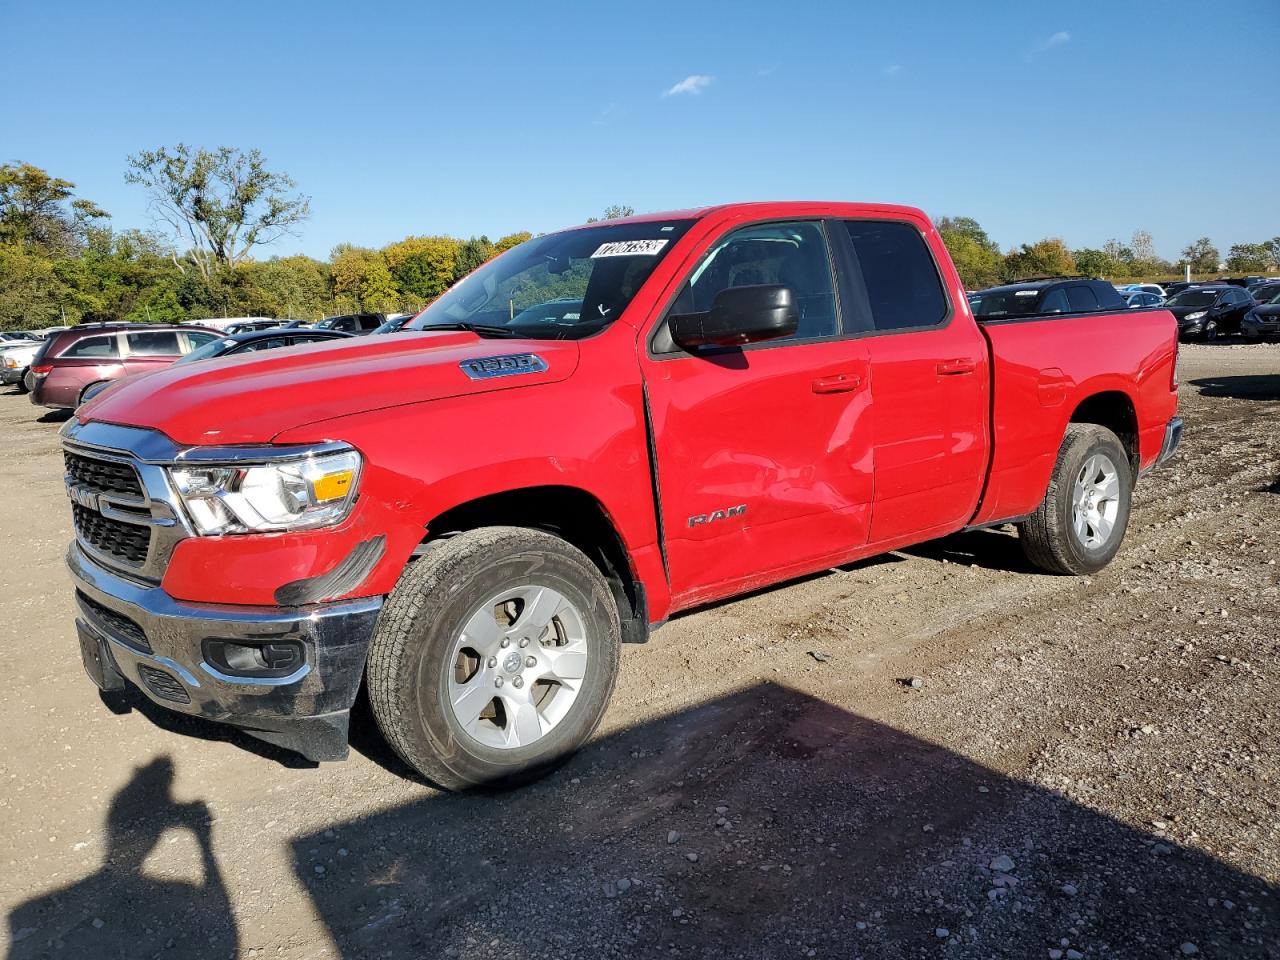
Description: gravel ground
1,343,1277,959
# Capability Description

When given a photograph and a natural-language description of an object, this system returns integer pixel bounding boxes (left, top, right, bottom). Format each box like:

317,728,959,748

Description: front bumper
68,542,383,761
1,365,25,385
1241,317,1280,340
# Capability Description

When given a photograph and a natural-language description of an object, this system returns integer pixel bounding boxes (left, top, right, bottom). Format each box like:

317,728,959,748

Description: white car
1,340,43,392
182,317,276,333
1122,283,1166,298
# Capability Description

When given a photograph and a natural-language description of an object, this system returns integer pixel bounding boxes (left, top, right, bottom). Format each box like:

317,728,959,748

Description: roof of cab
559,201,931,231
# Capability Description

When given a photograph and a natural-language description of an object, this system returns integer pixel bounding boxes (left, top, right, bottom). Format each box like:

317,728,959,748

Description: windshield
1167,290,1220,307
974,288,1045,317
1264,288,1280,305
175,337,236,365
409,219,694,339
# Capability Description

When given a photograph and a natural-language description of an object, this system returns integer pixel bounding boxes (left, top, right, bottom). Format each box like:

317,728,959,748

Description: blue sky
6,0,1277,262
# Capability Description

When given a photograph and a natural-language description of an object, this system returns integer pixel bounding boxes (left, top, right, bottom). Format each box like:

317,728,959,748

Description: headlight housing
169,446,362,535
1184,310,1207,321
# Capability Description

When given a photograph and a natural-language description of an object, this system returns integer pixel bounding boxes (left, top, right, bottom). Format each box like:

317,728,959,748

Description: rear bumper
67,542,382,761
1153,417,1182,471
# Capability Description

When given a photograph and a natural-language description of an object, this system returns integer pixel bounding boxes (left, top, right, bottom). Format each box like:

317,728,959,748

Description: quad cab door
831,218,990,544
640,219,874,608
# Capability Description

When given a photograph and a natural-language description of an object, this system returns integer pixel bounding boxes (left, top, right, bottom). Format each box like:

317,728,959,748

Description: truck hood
79,332,580,446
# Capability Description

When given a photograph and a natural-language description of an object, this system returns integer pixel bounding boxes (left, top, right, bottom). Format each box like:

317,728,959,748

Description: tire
1203,320,1219,343
78,380,110,406
366,526,621,789
1019,424,1132,575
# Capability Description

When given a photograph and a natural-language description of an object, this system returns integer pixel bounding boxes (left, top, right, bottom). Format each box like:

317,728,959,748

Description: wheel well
423,486,649,642
1070,391,1139,478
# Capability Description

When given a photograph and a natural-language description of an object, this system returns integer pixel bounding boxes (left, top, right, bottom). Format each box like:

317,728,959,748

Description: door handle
937,358,977,375
811,373,863,394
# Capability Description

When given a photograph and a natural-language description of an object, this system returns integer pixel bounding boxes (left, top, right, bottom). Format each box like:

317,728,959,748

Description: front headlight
169,446,362,535
1184,310,1207,321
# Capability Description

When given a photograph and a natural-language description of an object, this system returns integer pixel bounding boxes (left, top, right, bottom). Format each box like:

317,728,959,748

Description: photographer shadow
6,757,237,959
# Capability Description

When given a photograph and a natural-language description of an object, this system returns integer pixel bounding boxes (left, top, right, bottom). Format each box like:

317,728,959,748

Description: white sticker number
590,239,669,258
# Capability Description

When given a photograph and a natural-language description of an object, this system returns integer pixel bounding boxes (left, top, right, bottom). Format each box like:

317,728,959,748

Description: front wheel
366,526,621,789
1202,320,1219,342
1019,424,1132,575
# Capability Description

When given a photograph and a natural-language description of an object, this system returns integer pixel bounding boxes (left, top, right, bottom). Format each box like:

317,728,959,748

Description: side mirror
669,285,799,350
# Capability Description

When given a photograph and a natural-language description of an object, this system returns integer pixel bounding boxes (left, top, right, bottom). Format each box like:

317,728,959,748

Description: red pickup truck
62,202,1181,787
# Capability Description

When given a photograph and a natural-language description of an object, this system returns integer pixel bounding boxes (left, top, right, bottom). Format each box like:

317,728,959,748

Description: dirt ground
1,344,1277,960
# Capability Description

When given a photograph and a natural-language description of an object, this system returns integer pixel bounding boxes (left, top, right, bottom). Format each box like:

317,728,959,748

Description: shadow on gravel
96,684,319,770
5,757,238,959
35,409,72,423
902,526,1039,574
290,683,1278,959
1190,375,1280,401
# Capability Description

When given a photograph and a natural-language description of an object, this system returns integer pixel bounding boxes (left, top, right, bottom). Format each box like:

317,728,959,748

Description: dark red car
29,324,220,409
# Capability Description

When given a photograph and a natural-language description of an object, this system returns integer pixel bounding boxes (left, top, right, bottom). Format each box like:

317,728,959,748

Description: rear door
832,217,990,544
641,219,874,604
123,330,184,375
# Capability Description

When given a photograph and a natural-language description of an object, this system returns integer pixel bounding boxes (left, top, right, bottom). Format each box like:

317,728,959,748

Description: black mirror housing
669,285,799,350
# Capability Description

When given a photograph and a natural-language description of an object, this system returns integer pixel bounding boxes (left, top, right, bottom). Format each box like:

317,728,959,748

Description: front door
641,219,874,607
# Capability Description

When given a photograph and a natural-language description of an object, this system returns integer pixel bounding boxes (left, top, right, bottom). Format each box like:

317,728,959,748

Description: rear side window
1066,285,1099,312
60,335,120,359
126,331,181,356
841,220,948,331
1090,282,1127,309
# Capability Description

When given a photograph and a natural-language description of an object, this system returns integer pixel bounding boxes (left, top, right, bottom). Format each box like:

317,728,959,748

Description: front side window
843,220,947,331
126,331,181,356
411,219,694,340
1040,289,1070,313
669,221,837,341
60,335,120,359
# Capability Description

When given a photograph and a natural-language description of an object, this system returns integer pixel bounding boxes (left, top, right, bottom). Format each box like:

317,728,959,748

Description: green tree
1225,242,1271,273
125,144,310,280
0,243,75,329
586,205,634,223
384,236,458,305
1073,248,1121,278
330,244,398,313
453,235,494,281
236,255,330,319
1180,237,1219,273
936,216,1002,288
0,162,108,254
493,231,533,256
1003,238,1076,280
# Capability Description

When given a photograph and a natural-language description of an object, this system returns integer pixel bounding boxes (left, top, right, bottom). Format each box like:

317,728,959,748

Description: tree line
0,145,1275,331
937,217,1279,291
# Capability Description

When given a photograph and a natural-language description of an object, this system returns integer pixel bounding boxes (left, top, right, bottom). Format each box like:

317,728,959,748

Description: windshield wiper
416,322,519,338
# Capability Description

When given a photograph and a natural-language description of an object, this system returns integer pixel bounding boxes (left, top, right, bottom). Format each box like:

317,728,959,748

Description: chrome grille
71,502,151,566
64,450,143,499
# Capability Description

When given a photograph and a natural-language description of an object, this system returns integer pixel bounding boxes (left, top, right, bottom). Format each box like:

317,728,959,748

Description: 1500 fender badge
688,504,747,527
460,354,549,380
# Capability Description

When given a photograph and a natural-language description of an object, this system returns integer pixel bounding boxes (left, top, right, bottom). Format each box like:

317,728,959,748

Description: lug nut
512,676,524,689
500,638,510,648
494,676,504,688
518,637,529,648
525,655,536,668
487,656,497,668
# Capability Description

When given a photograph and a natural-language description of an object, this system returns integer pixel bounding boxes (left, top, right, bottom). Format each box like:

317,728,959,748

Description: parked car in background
1122,283,1166,298
1219,276,1266,289
1241,286,1280,341
371,313,417,335
1245,280,1280,301
0,331,39,344
1123,291,1165,309
223,319,285,335
315,313,386,335
1164,285,1255,341
174,327,353,365
1163,281,1201,298
280,319,313,329
28,324,220,409
182,317,276,333
972,277,1128,318
2,340,45,391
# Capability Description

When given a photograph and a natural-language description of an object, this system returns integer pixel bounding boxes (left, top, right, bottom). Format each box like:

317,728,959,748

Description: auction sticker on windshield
591,239,669,258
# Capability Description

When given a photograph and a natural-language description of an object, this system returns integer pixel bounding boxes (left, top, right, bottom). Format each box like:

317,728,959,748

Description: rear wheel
1019,424,1132,575
366,526,621,789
